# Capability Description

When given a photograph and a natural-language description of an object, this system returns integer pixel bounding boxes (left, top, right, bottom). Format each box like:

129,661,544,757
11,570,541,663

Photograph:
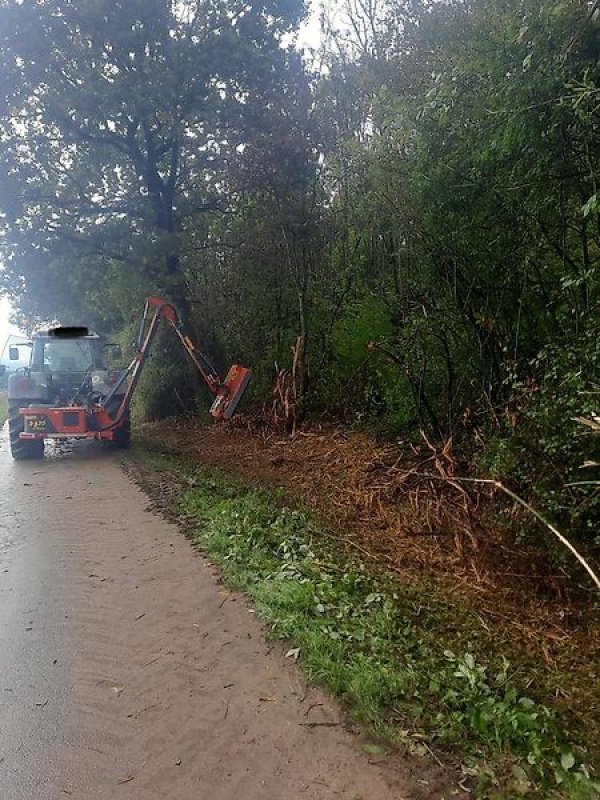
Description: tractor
2,297,251,460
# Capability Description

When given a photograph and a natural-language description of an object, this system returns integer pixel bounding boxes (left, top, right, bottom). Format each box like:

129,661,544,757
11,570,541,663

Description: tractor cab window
43,339,93,372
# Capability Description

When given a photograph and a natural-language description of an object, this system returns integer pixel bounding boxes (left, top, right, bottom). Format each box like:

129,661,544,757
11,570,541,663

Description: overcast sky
298,0,323,51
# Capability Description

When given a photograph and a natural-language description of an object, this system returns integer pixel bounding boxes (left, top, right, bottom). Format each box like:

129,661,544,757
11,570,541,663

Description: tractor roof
33,327,100,339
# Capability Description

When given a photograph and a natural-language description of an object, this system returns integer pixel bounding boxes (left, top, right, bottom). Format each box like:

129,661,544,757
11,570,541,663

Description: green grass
133,439,600,800
0,392,7,427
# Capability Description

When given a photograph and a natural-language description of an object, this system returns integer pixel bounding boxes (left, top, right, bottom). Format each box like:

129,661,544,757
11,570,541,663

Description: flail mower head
210,365,252,420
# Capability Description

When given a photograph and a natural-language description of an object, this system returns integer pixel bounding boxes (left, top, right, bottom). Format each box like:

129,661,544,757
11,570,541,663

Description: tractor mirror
8,346,19,360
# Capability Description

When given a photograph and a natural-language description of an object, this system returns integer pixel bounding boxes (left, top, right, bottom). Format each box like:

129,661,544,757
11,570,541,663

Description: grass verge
132,438,599,800
0,392,7,427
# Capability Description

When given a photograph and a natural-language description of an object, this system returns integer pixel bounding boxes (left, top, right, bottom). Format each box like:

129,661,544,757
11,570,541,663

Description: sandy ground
0,429,461,800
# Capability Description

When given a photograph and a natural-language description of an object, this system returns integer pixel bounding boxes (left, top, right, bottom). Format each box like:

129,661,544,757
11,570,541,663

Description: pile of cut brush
145,411,599,620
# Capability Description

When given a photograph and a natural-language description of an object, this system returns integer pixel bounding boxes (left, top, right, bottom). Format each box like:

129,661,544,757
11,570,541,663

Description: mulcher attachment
210,365,253,420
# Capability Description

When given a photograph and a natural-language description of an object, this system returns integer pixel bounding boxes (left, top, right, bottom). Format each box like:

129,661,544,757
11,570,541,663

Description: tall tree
0,0,307,327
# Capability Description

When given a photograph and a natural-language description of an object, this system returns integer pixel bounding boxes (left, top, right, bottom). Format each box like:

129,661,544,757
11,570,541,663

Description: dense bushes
186,0,600,537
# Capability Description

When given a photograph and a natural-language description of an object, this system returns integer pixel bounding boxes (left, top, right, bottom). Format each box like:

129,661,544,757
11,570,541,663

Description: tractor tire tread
8,403,44,460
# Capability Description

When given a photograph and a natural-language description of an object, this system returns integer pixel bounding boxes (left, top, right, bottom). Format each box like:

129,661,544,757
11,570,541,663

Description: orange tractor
5,296,251,459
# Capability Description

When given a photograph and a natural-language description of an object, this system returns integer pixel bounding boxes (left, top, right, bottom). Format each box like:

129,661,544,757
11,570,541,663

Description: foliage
0,0,309,332
481,323,600,535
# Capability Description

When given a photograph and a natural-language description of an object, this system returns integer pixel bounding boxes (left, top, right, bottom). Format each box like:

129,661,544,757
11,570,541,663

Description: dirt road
0,430,446,800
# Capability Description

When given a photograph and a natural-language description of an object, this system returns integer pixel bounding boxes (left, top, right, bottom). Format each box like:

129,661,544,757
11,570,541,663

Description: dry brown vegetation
140,415,600,656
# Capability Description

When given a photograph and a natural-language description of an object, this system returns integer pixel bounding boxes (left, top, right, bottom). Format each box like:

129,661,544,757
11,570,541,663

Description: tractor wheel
111,411,131,449
8,403,44,460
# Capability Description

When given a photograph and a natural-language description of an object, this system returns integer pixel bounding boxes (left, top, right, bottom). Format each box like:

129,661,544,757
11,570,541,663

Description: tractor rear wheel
111,411,131,449
8,403,44,460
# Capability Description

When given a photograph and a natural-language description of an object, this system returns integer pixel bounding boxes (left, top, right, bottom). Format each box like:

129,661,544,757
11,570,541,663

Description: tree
0,0,307,329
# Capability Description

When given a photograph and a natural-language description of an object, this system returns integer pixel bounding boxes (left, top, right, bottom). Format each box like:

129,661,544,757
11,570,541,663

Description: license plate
26,417,47,432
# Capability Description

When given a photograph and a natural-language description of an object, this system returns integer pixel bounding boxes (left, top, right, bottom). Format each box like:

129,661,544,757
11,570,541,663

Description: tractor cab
32,328,100,371
29,328,105,404
9,327,121,408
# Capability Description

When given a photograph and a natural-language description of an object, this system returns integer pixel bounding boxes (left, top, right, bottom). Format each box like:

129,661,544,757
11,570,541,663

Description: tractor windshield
42,339,95,372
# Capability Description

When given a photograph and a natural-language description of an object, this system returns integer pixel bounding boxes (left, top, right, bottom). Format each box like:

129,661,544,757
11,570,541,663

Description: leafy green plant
480,327,600,540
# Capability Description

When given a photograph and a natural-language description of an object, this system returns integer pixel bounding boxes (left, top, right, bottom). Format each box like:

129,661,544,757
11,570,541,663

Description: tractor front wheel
8,403,44,460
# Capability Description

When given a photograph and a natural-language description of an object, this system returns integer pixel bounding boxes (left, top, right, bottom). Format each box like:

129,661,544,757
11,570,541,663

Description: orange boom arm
103,297,251,425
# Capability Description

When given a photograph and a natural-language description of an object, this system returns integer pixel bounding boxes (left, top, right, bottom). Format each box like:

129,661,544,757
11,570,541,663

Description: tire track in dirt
0,431,462,799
